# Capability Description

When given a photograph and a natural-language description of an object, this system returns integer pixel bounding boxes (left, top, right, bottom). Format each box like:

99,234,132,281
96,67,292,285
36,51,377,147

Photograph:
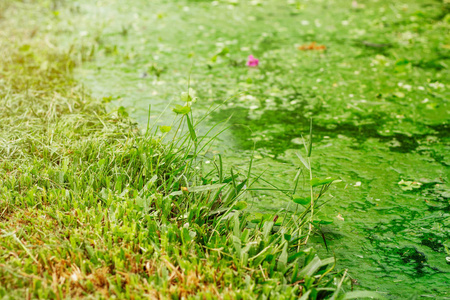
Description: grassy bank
0,2,366,300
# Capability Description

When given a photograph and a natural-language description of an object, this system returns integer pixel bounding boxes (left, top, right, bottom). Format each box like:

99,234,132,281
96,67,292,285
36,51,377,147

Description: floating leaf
398,179,422,191
172,105,191,115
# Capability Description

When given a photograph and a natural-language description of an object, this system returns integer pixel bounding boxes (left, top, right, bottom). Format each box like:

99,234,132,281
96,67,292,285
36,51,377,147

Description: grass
0,2,390,299
7,0,446,297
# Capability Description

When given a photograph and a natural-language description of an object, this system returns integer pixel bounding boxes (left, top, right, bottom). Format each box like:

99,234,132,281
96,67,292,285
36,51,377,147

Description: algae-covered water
53,0,449,297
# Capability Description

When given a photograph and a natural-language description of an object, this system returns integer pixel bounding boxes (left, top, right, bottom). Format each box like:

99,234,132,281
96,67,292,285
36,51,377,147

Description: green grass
0,2,388,299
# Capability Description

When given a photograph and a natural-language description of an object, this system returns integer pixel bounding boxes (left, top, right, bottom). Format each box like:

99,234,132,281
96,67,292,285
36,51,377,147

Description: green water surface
51,0,450,297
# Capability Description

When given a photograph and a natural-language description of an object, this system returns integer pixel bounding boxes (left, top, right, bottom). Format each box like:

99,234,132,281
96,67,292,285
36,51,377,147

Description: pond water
61,0,450,297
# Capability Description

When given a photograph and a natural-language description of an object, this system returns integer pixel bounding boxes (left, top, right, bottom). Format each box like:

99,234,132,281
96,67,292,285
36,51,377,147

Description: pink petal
247,55,259,67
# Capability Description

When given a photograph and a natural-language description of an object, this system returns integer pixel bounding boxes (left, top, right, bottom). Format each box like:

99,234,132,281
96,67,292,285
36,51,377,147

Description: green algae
43,0,450,297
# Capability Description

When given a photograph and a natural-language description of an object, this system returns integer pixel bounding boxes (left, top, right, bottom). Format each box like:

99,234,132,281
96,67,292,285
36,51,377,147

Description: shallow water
64,0,450,297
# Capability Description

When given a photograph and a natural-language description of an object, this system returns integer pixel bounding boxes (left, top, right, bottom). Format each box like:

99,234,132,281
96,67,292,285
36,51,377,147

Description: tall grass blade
186,114,197,144
296,152,310,170
307,118,313,157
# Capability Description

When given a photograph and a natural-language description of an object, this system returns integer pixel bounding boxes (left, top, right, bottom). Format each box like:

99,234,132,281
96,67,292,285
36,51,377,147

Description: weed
0,2,388,299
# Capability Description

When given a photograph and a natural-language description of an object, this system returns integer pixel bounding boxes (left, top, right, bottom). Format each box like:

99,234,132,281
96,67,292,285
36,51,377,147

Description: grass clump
0,4,382,300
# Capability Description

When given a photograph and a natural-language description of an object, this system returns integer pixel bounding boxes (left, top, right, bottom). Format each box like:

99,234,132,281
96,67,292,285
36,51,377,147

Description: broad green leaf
310,177,337,187
277,243,288,273
233,201,248,210
298,290,312,300
222,174,239,184
274,216,284,226
262,221,274,240
288,251,306,263
159,125,172,133
293,196,311,206
249,213,271,224
182,227,193,243
232,235,241,256
250,219,262,224
233,214,240,238
297,256,334,278
172,105,191,115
